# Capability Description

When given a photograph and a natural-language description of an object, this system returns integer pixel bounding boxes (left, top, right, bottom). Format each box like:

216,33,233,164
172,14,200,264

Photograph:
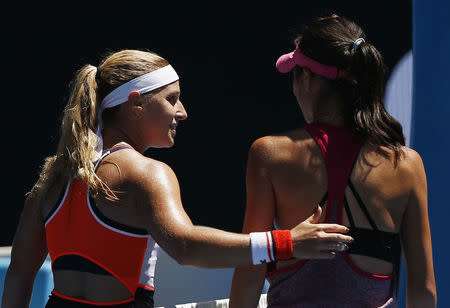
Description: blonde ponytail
32,64,108,198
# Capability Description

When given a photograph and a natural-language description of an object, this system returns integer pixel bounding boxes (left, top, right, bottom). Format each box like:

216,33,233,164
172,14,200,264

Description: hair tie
352,38,365,51
95,66,101,80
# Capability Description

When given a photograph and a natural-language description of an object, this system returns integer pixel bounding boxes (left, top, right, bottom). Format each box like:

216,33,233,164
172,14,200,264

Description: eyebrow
167,90,180,97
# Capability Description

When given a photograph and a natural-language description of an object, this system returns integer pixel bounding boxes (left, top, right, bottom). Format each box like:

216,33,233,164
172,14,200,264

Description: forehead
157,81,180,96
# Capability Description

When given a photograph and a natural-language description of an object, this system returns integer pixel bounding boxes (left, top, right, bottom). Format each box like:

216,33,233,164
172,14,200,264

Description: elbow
173,239,198,266
408,292,437,308
407,281,437,307
163,232,197,266
171,242,190,266
2,265,34,306
419,288,437,307
425,286,437,307
5,262,33,286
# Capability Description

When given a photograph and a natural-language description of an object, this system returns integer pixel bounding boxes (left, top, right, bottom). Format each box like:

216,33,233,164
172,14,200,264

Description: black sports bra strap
348,180,379,231
343,197,356,228
319,192,328,207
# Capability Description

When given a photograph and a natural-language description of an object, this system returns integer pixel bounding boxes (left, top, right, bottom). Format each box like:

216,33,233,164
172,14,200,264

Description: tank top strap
304,122,363,224
94,143,134,171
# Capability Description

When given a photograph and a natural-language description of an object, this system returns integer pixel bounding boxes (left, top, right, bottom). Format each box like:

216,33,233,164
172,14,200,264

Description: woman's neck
102,126,143,153
310,113,348,127
309,94,349,128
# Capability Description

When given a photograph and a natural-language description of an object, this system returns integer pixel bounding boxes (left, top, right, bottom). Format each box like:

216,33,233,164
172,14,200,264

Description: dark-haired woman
229,15,436,308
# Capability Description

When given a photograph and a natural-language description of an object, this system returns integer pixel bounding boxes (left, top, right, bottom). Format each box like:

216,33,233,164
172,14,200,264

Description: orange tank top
45,145,150,305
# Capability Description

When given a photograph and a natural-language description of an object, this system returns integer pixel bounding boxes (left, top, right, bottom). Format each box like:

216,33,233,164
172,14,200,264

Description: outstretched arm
2,193,48,308
401,150,436,308
135,154,352,269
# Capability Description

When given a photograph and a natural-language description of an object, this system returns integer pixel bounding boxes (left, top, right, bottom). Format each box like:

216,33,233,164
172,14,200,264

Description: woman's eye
168,95,178,104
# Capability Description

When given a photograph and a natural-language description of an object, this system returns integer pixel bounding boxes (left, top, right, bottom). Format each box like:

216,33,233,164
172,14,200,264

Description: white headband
95,64,179,154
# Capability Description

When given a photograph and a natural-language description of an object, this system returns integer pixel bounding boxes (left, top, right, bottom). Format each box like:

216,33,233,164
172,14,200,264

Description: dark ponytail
350,40,405,163
298,15,405,164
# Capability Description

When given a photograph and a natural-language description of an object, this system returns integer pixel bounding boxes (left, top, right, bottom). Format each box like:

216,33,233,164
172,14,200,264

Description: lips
170,123,178,136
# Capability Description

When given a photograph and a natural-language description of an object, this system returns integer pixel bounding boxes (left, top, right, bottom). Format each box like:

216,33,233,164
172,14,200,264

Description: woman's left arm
1,193,48,308
401,150,437,308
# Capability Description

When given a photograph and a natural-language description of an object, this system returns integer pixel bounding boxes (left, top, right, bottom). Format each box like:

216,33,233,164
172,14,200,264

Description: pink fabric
304,122,362,223
266,254,397,308
276,46,346,79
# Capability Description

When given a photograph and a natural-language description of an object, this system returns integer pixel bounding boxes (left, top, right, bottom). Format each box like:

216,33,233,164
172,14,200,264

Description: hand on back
291,206,353,259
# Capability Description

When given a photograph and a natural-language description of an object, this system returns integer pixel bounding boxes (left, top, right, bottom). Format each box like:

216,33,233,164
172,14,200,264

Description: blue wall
412,0,450,306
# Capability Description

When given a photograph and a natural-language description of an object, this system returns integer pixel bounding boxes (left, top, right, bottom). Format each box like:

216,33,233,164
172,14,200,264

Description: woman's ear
302,67,313,78
128,91,142,107
127,91,144,118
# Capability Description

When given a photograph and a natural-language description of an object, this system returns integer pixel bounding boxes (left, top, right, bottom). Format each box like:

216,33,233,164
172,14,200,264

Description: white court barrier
155,293,267,308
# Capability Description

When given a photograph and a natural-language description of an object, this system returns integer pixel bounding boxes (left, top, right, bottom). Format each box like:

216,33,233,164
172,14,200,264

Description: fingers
307,205,322,224
317,223,349,234
319,232,354,243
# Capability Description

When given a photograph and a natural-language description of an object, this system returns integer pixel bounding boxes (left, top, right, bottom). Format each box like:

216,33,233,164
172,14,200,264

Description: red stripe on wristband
272,230,293,260
265,232,274,262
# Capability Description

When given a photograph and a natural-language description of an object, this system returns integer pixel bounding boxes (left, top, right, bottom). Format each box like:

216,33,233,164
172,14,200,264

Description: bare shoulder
249,128,311,162
23,190,41,214
248,135,280,159
397,147,428,189
15,189,45,231
397,146,426,174
401,146,424,163
362,145,426,186
110,148,179,191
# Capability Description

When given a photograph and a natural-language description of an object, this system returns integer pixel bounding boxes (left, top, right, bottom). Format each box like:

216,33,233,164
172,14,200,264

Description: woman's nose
176,101,188,120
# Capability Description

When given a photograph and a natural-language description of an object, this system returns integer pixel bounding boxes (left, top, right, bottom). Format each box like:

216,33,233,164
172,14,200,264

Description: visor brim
276,52,296,73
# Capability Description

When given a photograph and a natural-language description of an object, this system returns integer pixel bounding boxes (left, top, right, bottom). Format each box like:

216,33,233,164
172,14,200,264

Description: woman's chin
152,139,175,149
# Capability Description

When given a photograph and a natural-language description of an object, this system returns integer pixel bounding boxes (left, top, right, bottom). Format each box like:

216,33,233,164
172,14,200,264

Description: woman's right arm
228,137,337,307
134,157,352,269
1,193,48,308
401,149,437,307
229,137,282,307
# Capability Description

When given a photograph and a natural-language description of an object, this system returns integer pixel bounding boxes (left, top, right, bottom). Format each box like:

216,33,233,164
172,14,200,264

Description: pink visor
276,46,345,80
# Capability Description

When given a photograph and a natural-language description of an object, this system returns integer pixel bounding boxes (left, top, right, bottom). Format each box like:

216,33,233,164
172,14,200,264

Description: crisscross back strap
304,122,362,224
348,180,379,230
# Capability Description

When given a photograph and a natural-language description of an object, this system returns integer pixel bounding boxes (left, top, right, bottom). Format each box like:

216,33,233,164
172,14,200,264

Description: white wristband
249,231,275,264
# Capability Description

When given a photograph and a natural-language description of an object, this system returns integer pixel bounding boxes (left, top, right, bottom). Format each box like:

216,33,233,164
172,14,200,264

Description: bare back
260,127,412,275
